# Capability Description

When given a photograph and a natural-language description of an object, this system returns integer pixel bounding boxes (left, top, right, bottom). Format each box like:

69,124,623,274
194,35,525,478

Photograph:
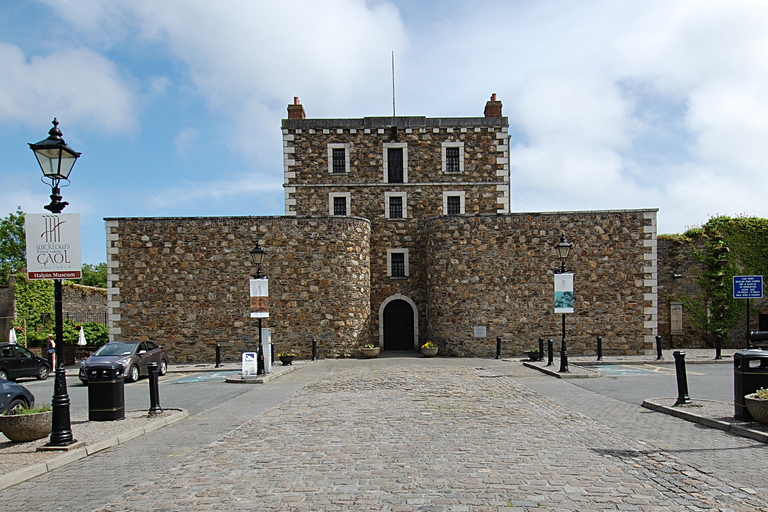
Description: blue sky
1,0,767,265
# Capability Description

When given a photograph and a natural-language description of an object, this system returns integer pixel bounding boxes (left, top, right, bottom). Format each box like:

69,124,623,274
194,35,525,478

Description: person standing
46,334,56,369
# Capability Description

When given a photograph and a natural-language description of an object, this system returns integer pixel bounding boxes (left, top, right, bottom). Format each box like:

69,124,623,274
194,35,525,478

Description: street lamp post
555,233,572,373
29,119,80,447
250,241,267,375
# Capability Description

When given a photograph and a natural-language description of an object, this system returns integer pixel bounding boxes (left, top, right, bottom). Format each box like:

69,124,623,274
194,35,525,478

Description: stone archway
379,294,418,351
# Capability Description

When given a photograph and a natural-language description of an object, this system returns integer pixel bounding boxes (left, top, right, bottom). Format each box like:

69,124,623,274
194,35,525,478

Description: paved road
576,361,734,403
2,357,766,511
18,371,246,417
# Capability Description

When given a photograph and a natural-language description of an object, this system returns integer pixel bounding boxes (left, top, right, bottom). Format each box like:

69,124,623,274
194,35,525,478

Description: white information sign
242,352,258,377
25,213,81,280
554,273,574,314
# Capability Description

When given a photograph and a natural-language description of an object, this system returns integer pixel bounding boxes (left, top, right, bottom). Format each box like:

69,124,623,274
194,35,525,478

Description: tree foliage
74,262,107,288
0,208,25,285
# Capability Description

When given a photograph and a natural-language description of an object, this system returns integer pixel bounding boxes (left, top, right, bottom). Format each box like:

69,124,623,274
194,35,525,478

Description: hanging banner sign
554,273,574,314
25,213,81,280
249,278,269,318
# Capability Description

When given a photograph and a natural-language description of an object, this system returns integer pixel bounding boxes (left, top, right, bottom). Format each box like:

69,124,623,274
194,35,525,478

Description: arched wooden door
383,299,414,351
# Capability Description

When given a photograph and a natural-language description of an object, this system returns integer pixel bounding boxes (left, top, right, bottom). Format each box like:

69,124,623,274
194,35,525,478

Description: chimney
287,96,306,120
484,93,502,117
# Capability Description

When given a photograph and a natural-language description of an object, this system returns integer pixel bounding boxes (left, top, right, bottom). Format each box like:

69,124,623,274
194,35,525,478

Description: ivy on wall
675,216,768,346
11,273,53,346
11,273,109,347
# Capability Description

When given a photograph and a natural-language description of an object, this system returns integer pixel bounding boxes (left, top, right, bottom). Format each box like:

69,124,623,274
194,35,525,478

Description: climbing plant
680,215,768,346
11,273,53,346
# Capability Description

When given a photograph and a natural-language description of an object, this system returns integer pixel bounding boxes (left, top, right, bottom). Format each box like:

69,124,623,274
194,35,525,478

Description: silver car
79,341,168,385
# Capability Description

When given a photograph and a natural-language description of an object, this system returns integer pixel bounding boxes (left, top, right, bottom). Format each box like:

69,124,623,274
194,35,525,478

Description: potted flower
420,341,438,357
361,344,380,358
278,351,296,366
0,404,52,442
525,347,542,361
745,387,768,424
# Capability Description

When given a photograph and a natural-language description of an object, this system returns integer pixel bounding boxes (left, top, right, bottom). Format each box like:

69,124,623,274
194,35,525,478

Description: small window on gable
442,142,465,174
387,249,409,278
329,192,350,216
328,144,350,174
443,191,466,215
383,142,408,183
385,192,407,219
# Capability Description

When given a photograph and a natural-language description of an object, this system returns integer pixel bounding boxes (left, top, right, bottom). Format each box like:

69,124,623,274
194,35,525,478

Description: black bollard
596,336,603,361
547,339,554,366
257,341,265,375
495,337,502,359
215,343,221,368
538,337,544,357
147,362,163,415
656,335,663,360
559,336,569,373
312,338,318,361
715,334,722,360
673,350,691,405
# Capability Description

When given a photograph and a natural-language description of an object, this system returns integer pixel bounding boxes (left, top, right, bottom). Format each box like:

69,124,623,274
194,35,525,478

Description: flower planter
279,355,295,366
421,347,438,358
744,394,768,423
361,347,380,358
525,351,542,361
0,411,52,442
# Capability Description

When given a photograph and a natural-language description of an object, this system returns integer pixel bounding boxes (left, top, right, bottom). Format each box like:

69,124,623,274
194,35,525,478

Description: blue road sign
733,275,763,299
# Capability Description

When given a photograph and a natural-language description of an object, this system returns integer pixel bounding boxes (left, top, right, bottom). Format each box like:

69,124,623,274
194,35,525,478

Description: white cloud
148,173,283,210
0,42,137,131
173,127,199,156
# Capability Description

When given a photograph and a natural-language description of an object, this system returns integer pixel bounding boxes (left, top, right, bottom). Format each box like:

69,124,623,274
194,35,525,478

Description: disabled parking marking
584,364,695,376
168,372,239,384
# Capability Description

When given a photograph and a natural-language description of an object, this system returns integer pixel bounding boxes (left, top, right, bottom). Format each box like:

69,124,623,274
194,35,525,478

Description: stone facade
106,216,370,362
105,96,659,362
425,210,657,357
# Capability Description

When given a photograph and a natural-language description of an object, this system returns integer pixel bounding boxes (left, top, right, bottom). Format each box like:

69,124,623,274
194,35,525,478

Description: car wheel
127,365,140,383
159,360,168,376
0,370,7,381
37,365,50,380
7,398,27,412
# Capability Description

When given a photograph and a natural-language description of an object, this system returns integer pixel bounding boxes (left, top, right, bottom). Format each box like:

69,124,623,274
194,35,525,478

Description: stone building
106,95,658,362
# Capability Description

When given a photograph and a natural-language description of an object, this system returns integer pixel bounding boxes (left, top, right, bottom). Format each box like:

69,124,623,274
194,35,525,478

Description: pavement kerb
0,409,188,492
642,399,768,444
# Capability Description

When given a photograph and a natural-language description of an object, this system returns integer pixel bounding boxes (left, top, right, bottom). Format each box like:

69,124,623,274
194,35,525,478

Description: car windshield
93,343,135,357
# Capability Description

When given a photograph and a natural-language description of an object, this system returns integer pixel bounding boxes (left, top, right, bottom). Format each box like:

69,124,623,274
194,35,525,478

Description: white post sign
242,352,258,377
25,213,81,280
249,278,269,318
262,328,272,374
554,273,574,314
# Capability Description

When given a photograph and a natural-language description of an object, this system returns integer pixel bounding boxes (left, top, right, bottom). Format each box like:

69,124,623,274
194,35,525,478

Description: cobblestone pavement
79,357,766,511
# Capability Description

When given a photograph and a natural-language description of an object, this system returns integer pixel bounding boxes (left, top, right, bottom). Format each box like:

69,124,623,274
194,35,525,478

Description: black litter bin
88,363,125,421
734,349,768,420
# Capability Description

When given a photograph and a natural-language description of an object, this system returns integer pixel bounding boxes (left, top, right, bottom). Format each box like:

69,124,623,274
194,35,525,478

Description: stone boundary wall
105,216,371,363
424,209,658,357
63,284,107,320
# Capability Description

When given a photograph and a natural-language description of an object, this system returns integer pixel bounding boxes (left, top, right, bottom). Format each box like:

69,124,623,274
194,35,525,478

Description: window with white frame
329,192,350,216
328,143,350,174
387,249,409,277
443,191,465,215
385,192,407,219
383,142,408,183
442,141,464,174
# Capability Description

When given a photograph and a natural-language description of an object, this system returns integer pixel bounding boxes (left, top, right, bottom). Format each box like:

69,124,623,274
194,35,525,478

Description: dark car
0,380,35,413
79,340,168,385
0,343,51,381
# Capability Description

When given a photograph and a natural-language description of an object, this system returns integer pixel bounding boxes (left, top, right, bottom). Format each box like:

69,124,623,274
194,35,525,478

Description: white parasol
77,326,87,346
8,328,17,344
